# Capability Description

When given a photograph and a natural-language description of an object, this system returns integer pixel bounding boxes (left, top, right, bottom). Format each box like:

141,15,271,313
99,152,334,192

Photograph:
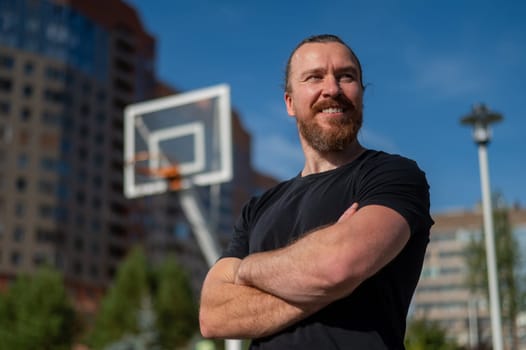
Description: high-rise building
0,0,277,308
411,205,526,349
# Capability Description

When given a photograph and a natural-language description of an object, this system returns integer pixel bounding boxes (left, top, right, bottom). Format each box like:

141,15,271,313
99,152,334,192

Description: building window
78,124,89,138
0,125,11,143
55,206,68,223
18,129,30,145
89,264,99,278
15,177,27,192
92,197,102,209
77,146,88,159
74,237,84,252
95,132,104,144
33,252,47,266
40,157,57,171
96,91,106,102
40,204,57,218
22,84,33,98
82,81,91,94
93,175,103,187
93,152,104,165
0,78,13,93
38,179,55,195
73,261,83,275
39,132,60,149
15,202,25,217
10,251,22,266
17,153,29,169
24,62,34,75
80,103,90,116
13,227,24,242
0,55,14,69
76,191,86,205
75,214,85,227
91,220,101,232
60,139,72,153
41,111,60,126
0,101,10,114
43,88,71,105
20,107,31,121
36,228,56,243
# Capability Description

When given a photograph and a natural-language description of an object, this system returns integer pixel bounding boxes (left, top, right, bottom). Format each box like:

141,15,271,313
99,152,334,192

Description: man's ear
284,92,295,116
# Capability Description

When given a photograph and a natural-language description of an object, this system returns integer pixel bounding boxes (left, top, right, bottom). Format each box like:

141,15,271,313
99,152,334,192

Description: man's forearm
235,205,410,305
199,258,323,339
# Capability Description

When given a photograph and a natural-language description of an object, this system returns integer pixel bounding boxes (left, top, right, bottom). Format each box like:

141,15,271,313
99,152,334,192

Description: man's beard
297,106,362,153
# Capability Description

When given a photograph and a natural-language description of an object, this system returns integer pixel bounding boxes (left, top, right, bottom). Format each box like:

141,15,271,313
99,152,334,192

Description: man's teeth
322,107,343,113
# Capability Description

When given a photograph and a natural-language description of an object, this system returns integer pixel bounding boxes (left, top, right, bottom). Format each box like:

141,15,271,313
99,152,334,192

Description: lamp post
460,103,503,350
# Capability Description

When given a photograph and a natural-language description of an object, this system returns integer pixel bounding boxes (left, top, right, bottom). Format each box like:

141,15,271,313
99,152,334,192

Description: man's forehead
291,42,358,72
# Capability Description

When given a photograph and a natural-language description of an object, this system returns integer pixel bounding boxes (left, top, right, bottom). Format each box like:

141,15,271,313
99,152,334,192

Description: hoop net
129,151,183,191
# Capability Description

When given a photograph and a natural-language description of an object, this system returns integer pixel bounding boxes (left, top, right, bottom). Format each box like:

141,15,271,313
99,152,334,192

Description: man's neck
300,140,366,177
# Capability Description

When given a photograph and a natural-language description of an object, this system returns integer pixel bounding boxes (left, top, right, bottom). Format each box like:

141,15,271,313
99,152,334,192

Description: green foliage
88,246,149,349
463,195,525,348
0,267,75,350
87,246,198,349
153,255,198,348
405,318,462,350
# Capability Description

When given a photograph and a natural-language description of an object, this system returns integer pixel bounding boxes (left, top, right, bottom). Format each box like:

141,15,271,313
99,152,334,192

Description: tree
87,246,199,349
0,267,75,350
464,194,525,350
405,318,462,350
152,255,199,349
87,246,150,349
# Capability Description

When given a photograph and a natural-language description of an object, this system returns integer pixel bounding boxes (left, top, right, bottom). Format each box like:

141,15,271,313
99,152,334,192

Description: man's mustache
313,97,355,113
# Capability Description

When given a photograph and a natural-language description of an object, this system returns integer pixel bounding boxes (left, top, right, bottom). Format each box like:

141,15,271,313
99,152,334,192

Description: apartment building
0,0,278,306
412,206,526,349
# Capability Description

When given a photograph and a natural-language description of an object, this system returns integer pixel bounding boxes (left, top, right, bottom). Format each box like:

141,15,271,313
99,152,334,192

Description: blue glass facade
0,0,109,81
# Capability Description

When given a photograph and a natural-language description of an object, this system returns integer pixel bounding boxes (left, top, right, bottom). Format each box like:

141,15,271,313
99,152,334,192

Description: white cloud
359,128,400,154
402,49,490,99
253,133,303,180
415,57,487,98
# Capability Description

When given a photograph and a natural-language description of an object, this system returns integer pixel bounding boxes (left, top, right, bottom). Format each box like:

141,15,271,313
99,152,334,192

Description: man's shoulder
362,149,416,164
358,150,422,173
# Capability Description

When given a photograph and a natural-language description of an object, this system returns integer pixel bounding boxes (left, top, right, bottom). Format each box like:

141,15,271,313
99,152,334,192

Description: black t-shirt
223,150,434,349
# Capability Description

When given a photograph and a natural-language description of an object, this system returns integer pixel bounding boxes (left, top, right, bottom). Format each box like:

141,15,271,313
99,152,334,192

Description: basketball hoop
129,151,183,191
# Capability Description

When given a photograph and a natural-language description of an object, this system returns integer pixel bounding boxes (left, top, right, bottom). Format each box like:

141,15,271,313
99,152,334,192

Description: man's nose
322,75,341,96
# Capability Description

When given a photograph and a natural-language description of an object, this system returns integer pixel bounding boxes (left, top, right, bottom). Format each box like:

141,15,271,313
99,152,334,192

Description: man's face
285,42,363,152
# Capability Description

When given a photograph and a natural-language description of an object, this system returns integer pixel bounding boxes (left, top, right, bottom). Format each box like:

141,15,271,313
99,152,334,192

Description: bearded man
199,34,434,350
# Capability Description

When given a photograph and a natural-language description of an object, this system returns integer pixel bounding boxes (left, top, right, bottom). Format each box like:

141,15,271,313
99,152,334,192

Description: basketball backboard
123,84,232,198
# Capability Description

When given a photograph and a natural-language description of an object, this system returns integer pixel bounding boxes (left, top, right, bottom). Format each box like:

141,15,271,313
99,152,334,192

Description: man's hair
284,34,364,93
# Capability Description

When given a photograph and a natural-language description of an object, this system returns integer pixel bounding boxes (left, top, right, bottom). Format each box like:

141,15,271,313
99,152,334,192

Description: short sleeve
355,154,434,235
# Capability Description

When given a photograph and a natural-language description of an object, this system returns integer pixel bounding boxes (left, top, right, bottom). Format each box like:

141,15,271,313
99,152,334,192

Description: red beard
297,100,362,152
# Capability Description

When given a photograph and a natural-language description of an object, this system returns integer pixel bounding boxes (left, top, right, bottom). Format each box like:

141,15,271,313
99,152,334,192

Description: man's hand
199,258,322,339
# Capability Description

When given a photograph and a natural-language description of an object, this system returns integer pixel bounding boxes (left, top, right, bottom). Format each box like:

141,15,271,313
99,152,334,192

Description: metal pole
179,188,243,350
477,143,504,350
468,298,479,349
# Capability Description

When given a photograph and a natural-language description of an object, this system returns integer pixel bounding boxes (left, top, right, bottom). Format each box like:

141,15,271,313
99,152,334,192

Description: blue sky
127,0,526,214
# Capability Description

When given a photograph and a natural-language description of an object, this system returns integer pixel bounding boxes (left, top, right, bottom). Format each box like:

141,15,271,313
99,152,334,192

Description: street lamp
460,103,503,350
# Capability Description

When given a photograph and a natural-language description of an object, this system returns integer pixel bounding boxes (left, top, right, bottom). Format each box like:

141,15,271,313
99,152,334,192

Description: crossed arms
199,203,410,339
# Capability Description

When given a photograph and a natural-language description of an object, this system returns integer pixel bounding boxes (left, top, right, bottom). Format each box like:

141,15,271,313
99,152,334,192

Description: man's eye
339,74,355,82
306,75,322,82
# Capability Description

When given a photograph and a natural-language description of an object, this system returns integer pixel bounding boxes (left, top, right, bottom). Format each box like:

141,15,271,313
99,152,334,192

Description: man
199,34,433,349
